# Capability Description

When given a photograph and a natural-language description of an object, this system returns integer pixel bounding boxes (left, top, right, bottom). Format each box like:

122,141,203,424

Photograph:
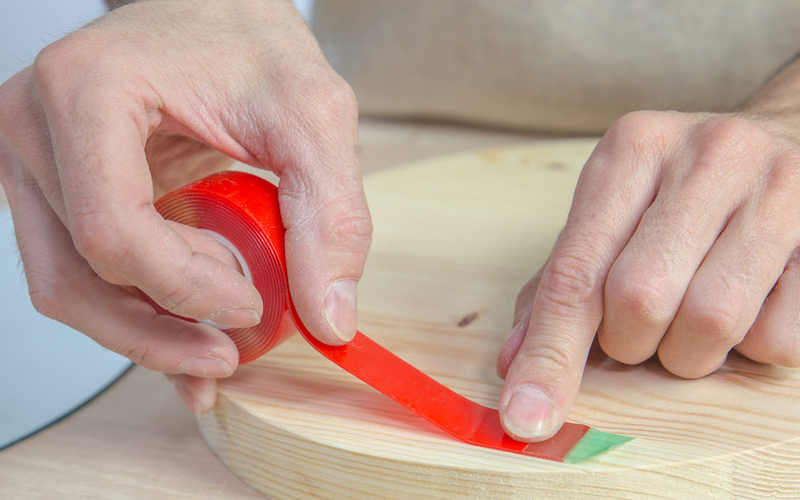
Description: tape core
198,229,254,330
201,229,254,284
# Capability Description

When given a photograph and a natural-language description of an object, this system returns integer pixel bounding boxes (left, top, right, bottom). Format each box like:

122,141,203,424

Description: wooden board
199,139,800,498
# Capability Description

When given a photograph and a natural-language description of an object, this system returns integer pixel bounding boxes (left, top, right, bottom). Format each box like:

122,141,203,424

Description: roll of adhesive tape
155,171,599,462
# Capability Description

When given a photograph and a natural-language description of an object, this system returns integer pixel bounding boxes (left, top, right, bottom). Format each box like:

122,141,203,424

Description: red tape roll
155,171,589,461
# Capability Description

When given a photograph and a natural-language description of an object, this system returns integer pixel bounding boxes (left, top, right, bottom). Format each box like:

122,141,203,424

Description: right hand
0,0,371,413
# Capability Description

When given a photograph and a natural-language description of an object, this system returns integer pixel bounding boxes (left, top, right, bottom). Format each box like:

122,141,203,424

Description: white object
0,210,131,450
0,0,107,83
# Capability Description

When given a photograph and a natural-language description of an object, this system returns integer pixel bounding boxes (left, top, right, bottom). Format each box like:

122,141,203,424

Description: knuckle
517,341,576,378
321,196,373,255
789,248,800,268
33,36,86,96
771,152,800,175
766,152,800,193
282,166,373,257
777,341,800,368
770,342,800,368
280,70,360,173
753,321,800,368
658,351,712,380
325,77,358,119
27,271,64,319
90,262,128,286
32,40,66,89
118,344,150,367
152,285,192,315
778,356,800,369
682,299,745,346
605,271,674,328
313,74,358,121
70,209,129,266
600,110,671,162
33,32,120,107
538,251,603,314
695,116,763,153
691,116,765,176
288,66,358,129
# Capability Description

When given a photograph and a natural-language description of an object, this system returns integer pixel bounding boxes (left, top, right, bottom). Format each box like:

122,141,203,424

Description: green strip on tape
563,428,634,464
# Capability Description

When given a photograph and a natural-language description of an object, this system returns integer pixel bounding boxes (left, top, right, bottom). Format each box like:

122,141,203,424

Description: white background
1,0,108,83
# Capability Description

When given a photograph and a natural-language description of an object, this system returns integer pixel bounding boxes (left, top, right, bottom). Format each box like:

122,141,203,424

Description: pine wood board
199,139,800,498
0,119,527,499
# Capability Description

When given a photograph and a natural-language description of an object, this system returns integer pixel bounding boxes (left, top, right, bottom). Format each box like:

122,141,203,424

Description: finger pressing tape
155,171,630,463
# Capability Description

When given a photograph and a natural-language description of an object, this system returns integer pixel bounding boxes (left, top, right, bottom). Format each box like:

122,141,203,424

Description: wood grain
200,139,800,498
0,118,534,498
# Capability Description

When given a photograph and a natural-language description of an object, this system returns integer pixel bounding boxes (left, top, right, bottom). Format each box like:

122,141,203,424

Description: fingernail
208,308,261,328
178,356,234,378
169,378,201,416
324,279,358,342
502,386,554,439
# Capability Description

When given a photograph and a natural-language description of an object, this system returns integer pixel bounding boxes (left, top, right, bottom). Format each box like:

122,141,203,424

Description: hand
496,110,800,441
0,0,370,414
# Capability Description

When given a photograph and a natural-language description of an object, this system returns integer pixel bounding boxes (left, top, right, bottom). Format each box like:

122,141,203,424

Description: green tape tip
563,428,634,464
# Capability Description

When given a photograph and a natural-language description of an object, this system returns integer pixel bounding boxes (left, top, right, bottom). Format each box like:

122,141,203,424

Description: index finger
499,114,666,441
35,51,263,327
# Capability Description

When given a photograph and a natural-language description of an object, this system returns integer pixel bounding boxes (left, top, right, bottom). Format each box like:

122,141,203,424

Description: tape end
562,428,634,464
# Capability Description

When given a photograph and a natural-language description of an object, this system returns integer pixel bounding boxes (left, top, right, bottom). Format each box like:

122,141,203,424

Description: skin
0,0,798,439
0,0,371,414
497,75,800,440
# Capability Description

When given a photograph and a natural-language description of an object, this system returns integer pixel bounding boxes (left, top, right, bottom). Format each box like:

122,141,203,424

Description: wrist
738,59,800,144
737,106,800,146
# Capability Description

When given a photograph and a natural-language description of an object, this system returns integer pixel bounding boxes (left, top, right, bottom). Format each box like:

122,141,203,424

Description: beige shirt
312,1,800,133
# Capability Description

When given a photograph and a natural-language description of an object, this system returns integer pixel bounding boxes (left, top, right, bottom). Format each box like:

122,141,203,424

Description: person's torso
313,0,800,133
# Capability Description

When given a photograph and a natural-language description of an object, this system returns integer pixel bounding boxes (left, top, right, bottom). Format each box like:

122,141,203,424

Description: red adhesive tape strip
155,172,589,461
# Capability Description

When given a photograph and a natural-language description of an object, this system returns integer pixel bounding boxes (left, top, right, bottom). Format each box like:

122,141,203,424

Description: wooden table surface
193,138,800,498
0,119,533,498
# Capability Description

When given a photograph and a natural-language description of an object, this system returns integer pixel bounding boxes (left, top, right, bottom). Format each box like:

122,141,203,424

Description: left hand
496,110,800,441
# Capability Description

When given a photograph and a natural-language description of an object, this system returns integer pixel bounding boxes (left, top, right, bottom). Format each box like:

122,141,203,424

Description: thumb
31,43,264,328
280,165,372,345
276,85,372,345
